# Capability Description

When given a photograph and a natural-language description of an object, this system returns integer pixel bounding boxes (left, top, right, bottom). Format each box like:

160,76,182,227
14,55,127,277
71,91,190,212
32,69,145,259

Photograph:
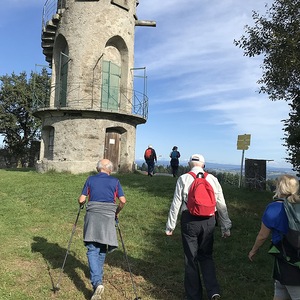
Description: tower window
101,61,121,111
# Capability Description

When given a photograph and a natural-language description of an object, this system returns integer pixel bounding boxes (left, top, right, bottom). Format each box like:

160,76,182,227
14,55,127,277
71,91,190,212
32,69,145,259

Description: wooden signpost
237,134,251,188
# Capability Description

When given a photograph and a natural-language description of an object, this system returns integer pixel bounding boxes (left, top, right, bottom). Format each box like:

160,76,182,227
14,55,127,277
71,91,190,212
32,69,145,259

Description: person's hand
248,249,257,261
165,229,173,236
79,200,86,208
222,230,231,238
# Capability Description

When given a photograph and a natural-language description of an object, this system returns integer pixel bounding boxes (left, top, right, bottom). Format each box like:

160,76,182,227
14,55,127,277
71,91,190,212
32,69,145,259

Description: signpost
237,134,251,188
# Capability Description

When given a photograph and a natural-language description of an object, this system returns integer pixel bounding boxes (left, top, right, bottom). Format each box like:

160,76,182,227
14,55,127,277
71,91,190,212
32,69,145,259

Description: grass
0,169,276,299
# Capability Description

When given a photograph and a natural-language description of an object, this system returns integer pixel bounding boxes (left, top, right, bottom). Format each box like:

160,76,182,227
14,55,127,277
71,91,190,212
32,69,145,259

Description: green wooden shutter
59,51,69,107
101,61,120,111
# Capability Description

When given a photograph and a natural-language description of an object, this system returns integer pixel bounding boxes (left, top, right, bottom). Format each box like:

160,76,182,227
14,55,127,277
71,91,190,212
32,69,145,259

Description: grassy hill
0,169,276,299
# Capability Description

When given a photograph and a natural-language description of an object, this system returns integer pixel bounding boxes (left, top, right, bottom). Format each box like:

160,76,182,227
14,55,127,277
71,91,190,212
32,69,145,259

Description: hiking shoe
91,284,104,300
211,294,221,300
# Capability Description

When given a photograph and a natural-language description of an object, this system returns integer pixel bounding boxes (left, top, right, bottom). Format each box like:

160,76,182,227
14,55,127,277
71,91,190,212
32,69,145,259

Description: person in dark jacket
144,145,157,176
169,146,181,177
78,159,126,300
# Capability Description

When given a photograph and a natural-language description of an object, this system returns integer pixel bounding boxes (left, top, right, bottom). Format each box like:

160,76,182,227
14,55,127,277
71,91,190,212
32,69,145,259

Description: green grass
0,169,275,299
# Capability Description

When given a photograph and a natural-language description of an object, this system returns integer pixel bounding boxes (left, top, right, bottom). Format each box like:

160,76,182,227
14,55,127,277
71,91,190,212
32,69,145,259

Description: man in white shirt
165,154,232,300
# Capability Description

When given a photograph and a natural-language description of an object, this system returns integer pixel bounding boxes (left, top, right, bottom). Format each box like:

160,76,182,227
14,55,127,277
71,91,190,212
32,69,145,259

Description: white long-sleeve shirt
166,166,232,235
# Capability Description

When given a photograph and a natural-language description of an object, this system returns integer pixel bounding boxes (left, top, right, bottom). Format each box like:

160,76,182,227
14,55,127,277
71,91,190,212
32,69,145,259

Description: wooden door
104,131,120,170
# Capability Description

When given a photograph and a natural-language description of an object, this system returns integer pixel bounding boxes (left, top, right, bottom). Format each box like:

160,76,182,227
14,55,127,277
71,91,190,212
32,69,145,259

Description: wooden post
239,149,245,188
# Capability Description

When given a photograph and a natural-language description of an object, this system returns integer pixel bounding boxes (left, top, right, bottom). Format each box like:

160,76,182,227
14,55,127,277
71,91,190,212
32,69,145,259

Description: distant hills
135,159,297,179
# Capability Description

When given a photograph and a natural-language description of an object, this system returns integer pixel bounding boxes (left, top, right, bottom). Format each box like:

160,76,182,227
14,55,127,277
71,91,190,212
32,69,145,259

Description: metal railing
42,0,64,30
33,82,148,120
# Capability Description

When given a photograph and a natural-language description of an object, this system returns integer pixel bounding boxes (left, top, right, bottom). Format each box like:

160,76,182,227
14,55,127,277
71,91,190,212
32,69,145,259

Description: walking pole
53,204,84,292
115,218,141,300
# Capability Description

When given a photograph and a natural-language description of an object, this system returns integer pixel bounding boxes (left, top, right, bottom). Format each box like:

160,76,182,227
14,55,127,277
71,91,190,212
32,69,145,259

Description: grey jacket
84,201,118,248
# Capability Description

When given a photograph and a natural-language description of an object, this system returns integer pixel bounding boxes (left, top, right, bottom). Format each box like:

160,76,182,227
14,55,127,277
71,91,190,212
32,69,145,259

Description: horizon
135,158,296,173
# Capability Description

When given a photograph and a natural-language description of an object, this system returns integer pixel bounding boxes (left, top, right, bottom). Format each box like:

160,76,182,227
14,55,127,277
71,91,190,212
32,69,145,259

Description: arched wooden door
104,131,120,170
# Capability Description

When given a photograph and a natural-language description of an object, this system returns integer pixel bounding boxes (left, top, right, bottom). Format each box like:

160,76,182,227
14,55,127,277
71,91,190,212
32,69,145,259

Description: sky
0,0,293,169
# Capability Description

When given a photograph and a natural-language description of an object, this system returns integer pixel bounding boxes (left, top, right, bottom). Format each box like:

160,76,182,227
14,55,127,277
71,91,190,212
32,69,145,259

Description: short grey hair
189,160,204,168
97,159,113,172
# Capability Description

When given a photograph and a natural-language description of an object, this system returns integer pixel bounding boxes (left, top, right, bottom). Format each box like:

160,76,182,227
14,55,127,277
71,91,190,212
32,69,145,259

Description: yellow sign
237,134,251,150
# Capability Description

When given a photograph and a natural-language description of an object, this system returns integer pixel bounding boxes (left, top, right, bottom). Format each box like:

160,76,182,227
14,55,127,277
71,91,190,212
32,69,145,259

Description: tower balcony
32,83,148,123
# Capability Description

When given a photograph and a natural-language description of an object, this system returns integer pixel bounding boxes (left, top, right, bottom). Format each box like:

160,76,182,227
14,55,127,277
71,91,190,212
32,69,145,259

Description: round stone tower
34,0,155,173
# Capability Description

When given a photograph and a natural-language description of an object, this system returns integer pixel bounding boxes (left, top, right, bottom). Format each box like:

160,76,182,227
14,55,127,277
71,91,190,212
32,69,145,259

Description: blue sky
1,1,292,169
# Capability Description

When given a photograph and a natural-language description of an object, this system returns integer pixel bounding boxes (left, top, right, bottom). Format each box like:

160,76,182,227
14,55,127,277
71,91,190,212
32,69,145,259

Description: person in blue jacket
169,146,181,177
249,174,300,300
78,159,126,300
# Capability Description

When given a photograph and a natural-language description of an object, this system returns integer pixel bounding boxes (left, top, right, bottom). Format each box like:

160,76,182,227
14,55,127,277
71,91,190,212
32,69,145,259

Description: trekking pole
115,218,141,300
53,204,84,293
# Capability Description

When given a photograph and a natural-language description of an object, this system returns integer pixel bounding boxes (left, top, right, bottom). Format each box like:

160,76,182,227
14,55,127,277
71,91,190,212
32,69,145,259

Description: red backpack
187,172,216,217
144,148,153,160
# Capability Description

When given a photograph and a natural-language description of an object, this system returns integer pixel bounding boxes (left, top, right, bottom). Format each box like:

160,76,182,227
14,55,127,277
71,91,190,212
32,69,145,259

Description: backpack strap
202,172,208,178
274,198,285,203
188,171,196,179
188,171,208,179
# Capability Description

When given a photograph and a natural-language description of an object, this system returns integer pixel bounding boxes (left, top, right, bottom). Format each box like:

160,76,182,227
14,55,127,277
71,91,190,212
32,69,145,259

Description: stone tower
34,0,155,173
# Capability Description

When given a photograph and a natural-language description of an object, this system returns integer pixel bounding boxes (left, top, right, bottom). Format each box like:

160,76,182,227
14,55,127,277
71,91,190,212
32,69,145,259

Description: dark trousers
181,211,220,300
170,158,179,177
146,160,155,175
171,165,179,177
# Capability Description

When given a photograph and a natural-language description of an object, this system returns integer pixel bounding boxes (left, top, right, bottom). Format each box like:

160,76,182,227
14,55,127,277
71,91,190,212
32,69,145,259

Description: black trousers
181,211,220,300
146,160,155,175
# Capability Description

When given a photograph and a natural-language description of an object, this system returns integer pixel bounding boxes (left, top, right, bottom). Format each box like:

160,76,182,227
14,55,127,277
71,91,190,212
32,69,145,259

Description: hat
148,145,153,149
189,154,205,163
172,146,178,150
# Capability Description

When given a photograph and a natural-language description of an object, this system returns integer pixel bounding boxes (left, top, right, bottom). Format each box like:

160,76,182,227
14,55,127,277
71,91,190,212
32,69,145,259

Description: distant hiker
144,145,157,176
249,174,300,300
78,159,126,300
169,146,181,177
165,154,232,300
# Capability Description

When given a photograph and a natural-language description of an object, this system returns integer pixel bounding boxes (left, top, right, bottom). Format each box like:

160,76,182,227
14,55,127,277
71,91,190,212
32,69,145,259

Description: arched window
43,126,54,160
58,50,70,107
53,35,70,107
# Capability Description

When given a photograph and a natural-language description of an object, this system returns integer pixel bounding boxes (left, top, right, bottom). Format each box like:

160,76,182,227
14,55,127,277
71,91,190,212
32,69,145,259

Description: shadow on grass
31,236,183,300
104,226,184,300
31,236,91,300
4,167,35,172
109,254,185,300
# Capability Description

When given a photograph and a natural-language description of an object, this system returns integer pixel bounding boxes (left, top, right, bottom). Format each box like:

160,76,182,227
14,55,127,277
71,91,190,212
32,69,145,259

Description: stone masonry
34,0,155,173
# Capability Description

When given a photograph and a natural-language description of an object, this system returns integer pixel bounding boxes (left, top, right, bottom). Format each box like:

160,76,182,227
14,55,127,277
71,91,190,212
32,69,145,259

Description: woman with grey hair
249,174,300,300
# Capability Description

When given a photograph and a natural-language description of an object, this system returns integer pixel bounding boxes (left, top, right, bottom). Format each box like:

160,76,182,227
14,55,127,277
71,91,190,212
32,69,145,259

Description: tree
0,69,49,167
234,0,300,173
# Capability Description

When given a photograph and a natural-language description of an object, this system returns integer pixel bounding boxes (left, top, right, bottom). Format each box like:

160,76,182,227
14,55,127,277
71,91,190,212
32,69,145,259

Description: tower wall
36,110,137,173
35,0,145,174
51,0,136,110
